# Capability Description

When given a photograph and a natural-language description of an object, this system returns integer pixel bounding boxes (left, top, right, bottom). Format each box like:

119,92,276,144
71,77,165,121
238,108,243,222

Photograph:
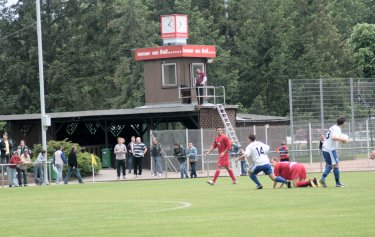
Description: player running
238,134,290,189
320,117,348,188
205,127,237,185
270,157,319,188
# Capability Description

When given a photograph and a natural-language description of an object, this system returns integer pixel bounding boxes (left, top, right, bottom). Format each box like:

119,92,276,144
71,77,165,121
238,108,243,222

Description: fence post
185,128,189,175
319,79,324,131
1,165,3,188
309,122,312,165
265,124,269,144
200,128,205,172
366,119,370,160
150,130,153,175
350,78,356,144
289,79,295,161
253,125,256,135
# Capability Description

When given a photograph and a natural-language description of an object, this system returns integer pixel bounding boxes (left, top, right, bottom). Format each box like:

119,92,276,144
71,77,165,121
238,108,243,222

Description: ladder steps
216,103,241,148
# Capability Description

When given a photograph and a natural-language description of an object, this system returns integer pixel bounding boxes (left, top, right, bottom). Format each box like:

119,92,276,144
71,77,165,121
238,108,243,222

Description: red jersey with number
211,134,231,166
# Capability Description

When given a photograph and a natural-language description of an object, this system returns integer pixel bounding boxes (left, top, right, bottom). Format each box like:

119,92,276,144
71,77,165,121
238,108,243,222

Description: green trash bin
101,148,112,168
48,159,57,180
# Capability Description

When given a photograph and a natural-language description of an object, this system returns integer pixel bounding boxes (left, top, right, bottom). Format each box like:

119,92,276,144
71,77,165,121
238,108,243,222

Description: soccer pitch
1,172,374,237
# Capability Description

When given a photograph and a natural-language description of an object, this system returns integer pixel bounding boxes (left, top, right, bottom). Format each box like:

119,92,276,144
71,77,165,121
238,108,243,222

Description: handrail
0,162,52,188
179,86,226,105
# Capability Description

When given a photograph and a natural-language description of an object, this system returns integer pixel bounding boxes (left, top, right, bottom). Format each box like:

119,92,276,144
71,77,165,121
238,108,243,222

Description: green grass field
1,172,374,237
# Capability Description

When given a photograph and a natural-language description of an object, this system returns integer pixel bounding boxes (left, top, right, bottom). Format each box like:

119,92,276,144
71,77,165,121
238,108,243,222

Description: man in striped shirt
133,137,147,177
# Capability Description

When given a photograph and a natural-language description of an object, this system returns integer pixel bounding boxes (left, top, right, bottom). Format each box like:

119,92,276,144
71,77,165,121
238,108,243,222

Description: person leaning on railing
34,150,47,185
17,149,33,187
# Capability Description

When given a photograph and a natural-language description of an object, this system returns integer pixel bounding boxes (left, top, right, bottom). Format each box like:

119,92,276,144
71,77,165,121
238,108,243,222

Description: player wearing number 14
238,134,290,189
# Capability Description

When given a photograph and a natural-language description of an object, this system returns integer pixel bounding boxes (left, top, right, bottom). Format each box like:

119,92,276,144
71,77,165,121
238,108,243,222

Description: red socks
212,170,220,183
228,169,237,182
212,169,237,183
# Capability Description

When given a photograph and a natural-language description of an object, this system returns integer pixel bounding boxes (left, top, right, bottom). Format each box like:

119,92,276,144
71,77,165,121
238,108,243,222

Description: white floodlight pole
36,0,49,185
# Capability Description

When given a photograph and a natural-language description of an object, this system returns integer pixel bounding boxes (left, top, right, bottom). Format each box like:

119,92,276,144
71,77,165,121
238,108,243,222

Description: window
191,63,205,86
162,63,177,87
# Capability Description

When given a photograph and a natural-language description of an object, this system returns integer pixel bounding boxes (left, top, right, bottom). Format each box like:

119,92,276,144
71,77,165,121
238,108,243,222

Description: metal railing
178,86,226,105
0,162,52,188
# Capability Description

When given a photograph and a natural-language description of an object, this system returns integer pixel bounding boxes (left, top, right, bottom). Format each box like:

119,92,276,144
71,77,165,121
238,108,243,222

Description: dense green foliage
33,139,101,176
1,172,375,237
0,0,374,116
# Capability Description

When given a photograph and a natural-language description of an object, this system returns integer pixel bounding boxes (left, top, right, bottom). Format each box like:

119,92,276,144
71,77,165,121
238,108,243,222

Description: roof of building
236,113,289,123
0,103,238,121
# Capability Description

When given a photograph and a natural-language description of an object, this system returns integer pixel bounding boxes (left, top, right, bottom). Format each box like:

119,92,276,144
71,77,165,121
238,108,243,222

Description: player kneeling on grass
237,134,291,189
320,116,348,188
270,157,319,188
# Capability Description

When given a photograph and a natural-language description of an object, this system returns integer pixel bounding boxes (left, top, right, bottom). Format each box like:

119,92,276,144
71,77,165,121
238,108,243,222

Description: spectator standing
8,151,21,187
17,149,32,187
186,142,198,178
34,150,47,185
0,132,13,164
64,147,83,184
194,68,207,105
276,142,289,162
133,137,147,177
17,140,31,156
54,146,67,184
150,137,162,177
127,136,136,174
174,143,189,179
114,137,127,180
229,140,242,177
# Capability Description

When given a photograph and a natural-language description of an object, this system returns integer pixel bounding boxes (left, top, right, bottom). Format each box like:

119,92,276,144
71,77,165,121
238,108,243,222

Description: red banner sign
134,45,216,61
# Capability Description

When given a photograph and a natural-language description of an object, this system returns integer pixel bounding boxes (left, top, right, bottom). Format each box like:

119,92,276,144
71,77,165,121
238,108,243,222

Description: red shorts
290,163,306,180
217,156,230,167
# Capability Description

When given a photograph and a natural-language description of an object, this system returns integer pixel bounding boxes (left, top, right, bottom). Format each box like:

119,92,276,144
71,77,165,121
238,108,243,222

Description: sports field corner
1,171,374,237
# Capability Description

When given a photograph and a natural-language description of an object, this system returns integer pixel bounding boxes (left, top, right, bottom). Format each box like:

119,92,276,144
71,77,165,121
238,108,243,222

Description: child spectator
8,151,21,187
186,142,198,178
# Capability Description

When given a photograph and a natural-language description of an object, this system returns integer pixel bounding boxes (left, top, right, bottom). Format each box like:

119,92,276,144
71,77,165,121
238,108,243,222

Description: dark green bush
33,139,101,177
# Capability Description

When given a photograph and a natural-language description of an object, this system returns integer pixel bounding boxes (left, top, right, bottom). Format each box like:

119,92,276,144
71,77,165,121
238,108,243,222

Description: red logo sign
134,45,216,61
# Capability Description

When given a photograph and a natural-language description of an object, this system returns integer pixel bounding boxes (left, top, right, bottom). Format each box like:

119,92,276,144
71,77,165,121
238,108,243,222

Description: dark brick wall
199,107,236,129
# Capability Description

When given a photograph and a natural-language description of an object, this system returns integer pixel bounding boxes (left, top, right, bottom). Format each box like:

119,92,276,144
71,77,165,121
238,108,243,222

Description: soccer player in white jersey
238,134,291,189
320,117,347,188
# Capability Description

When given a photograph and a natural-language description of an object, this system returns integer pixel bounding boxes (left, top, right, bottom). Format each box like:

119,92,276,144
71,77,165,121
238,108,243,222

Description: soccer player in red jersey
205,127,237,185
271,157,319,188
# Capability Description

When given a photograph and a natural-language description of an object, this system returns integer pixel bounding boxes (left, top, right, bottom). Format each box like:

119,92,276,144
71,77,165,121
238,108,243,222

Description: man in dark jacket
174,143,188,179
64,147,83,184
0,132,13,164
